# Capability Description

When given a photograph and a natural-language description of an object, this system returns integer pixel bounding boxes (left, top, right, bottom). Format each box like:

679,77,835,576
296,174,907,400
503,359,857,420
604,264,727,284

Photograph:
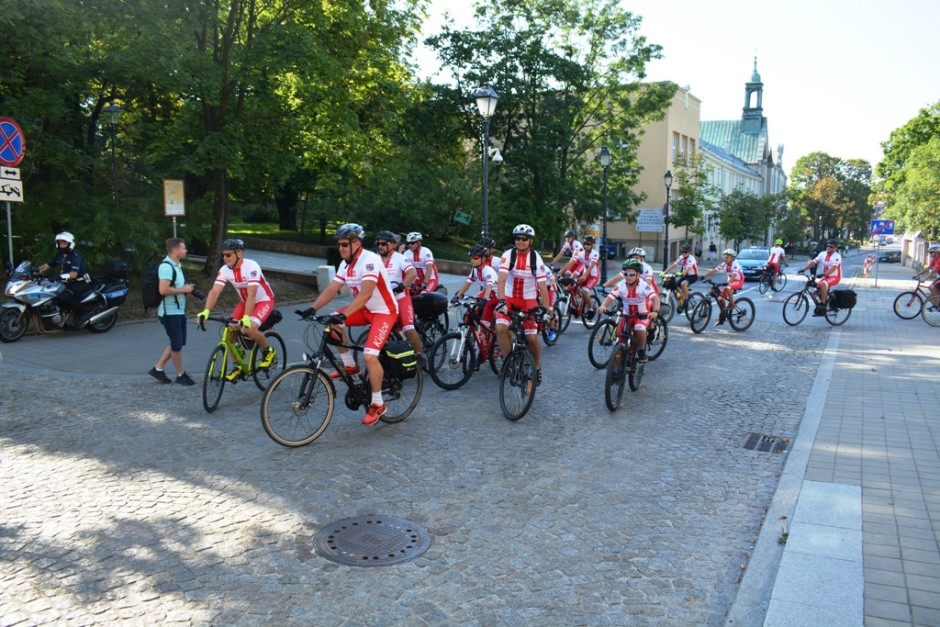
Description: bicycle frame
204,317,257,375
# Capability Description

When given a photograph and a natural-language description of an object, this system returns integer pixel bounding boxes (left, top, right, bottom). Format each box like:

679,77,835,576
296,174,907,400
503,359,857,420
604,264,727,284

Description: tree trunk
275,182,298,231
205,168,228,273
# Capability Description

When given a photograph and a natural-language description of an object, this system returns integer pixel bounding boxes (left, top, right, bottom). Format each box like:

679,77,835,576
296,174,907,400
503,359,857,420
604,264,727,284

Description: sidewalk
728,249,940,626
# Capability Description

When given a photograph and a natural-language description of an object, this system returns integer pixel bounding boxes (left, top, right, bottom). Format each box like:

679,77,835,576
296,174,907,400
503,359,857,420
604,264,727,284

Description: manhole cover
742,432,790,453
313,516,431,566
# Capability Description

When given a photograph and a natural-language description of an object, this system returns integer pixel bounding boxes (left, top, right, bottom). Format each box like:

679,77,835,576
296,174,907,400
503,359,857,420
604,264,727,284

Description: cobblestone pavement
1,298,831,625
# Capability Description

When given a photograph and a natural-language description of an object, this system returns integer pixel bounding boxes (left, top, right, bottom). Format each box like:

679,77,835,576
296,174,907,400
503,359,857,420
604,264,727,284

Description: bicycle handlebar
197,315,240,331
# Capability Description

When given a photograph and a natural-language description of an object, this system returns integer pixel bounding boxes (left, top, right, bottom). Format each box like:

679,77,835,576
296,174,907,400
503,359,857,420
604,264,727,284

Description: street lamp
662,170,673,270
473,83,499,239
598,146,612,282
105,103,121,211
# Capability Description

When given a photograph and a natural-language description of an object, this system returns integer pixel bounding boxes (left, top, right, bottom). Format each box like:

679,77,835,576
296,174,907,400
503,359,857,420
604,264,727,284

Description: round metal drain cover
313,516,431,566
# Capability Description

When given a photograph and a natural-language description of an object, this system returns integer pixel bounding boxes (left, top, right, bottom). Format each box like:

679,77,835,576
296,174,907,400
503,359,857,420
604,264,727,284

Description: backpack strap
508,248,539,277
162,260,180,310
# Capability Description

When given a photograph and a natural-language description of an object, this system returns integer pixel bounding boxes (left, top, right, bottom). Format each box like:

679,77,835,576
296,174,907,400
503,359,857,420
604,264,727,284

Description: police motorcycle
0,259,129,343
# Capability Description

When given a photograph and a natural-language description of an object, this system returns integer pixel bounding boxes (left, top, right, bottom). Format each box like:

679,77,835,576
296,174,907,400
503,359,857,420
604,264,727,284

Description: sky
414,0,940,177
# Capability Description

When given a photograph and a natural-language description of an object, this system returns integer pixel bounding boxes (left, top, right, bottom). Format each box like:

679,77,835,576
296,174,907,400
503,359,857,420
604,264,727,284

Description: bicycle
893,280,932,320
497,305,546,421
554,276,601,330
199,313,287,413
604,312,650,410
921,293,940,327
757,264,788,294
259,312,423,447
689,276,756,334
657,273,704,323
588,307,667,369
781,273,854,327
427,297,502,390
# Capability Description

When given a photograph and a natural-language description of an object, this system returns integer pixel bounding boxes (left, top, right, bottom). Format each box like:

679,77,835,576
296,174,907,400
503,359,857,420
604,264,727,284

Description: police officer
38,232,92,327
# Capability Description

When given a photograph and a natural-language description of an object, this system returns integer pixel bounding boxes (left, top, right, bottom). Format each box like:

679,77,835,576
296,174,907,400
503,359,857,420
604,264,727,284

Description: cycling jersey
214,258,274,304
499,248,549,300
383,251,414,301
409,245,439,291
813,250,842,286
575,248,600,278
610,279,656,331
716,261,744,290
673,253,698,276
767,245,786,266
561,239,584,258
335,248,398,315
465,263,499,298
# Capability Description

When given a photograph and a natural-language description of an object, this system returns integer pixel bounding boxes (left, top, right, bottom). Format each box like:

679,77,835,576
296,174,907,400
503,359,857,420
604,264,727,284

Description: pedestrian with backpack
149,238,197,385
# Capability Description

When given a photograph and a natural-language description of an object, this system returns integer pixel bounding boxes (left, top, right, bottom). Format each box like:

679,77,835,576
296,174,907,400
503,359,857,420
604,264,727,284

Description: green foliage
788,152,872,242
669,154,718,232
717,189,770,248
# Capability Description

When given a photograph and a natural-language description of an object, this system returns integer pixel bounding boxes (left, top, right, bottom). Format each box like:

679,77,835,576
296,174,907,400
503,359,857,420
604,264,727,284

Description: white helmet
929,244,940,253
629,247,646,257
55,231,76,250
722,248,737,257
406,232,423,243
512,224,535,238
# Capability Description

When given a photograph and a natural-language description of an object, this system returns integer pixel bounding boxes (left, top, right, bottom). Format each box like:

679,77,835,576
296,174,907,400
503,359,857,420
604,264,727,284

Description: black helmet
375,230,397,243
468,244,488,257
621,259,643,273
564,229,576,238
220,238,244,251
335,223,365,241
680,244,692,253
826,238,839,247
583,235,596,244
479,236,497,249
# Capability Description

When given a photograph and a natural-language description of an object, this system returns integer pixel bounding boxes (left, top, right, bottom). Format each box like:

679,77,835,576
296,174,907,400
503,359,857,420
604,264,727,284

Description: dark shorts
680,274,698,286
160,314,188,352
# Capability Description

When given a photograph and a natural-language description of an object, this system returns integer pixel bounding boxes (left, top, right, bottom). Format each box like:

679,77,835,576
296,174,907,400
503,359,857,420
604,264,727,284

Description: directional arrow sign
0,166,20,180
870,219,895,236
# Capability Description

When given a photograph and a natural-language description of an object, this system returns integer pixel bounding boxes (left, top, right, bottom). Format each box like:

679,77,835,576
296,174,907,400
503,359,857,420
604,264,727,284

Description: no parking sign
0,117,26,167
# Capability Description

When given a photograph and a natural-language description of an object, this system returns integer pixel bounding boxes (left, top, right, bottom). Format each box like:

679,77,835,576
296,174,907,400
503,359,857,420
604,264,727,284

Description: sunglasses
624,271,638,277
375,241,390,246
471,255,482,260
514,235,531,241
338,241,351,248
222,252,236,258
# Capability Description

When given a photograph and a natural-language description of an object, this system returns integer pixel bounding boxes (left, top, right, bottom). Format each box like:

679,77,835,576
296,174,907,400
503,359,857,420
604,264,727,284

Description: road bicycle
604,312,650,410
689,276,756,334
199,313,287,413
427,296,502,390
259,312,423,447
588,308,667,369
921,293,940,327
893,280,932,320
757,264,788,294
658,273,704,323
555,276,601,330
497,305,546,421
781,273,854,327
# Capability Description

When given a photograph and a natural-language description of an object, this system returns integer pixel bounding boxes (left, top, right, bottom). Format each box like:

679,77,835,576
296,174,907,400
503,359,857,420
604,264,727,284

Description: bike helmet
628,247,646,257
621,259,643,273
564,229,576,238
480,236,497,249
55,231,75,250
375,230,397,243
513,224,536,238
583,235,596,244
680,243,692,253
219,238,244,251
722,248,737,257
929,244,940,253
335,223,365,241
826,238,839,247
406,231,422,243
775,238,783,245
468,244,488,258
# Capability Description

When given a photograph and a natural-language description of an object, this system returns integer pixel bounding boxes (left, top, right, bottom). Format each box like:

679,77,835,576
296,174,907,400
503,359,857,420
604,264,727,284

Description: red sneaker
329,365,360,379
362,403,387,426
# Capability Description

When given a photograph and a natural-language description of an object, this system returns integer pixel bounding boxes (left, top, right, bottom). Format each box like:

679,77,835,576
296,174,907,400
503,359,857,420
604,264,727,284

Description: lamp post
662,170,673,270
473,84,499,239
105,103,121,211
598,146,612,282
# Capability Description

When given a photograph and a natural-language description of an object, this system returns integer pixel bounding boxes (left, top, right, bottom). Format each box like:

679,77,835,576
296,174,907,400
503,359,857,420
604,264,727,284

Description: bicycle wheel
202,345,228,413
922,294,940,327
416,317,446,355
582,291,602,329
824,303,852,326
260,366,335,447
782,292,809,326
428,331,475,390
488,334,504,376
251,331,287,391
685,291,706,320
604,343,627,411
772,272,788,292
380,367,423,423
556,296,572,333
728,298,756,332
646,317,668,361
498,349,537,421
660,292,675,323
758,273,771,294
588,319,618,369
627,345,643,392
893,291,924,320
689,299,711,334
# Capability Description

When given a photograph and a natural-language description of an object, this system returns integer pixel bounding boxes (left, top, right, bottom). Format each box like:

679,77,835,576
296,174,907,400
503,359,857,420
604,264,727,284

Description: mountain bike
555,276,601,330
893,280,931,319
199,313,287,413
921,293,940,327
259,312,422,447
427,297,502,390
604,312,650,410
498,305,546,421
589,309,667,368
758,264,788,294
782,273,854,327
689,276,756,334
658,273,704,323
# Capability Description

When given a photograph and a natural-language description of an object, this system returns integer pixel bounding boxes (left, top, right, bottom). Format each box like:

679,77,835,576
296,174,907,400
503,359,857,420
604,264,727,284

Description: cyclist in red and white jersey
496,224,551,386
560,235,600,318
452,244,499,329
913,244,940,298
766,238,788,280
198,239,277,373
598,259,661,363
799,238,842,314
603,247,658,294
305,224,399,426
375,230,424,365
663,244,699,310
551,229,584,266
701,248,745,326
404,232,439,293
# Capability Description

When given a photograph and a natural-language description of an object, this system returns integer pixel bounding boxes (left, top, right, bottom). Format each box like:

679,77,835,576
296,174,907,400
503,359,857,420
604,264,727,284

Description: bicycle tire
825,303,852,326
758,274,771,294
893,291,924,320
588,319,618,369
728,298,756,332
782,292,809,326
428,331,475,390
488,334,504,376
582,292,602,329
772,272,788,292
685,291,705,320
416,317,446,354
647,317,668,361
556,296,572,333
260,366,335,447
251,331,287,391
498,349,537,421
380,367,423,423
202,345,227,413
604,343,627,411
660,292,676,323
627,345,643,392
689,299,711,334
541,305,560,346
922,294,940,327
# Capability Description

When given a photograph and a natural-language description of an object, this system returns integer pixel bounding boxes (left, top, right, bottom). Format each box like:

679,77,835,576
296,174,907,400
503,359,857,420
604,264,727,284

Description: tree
669,154,717,243
716,189,769,249
889,136,940,240
788,152,872,243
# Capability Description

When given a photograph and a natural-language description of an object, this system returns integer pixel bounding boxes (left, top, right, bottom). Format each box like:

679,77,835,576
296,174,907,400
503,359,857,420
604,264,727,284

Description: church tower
742,57,763,134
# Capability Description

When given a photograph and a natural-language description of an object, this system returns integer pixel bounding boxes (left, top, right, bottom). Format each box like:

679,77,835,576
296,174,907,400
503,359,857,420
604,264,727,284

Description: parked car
878,250,901,263
735,247,770,281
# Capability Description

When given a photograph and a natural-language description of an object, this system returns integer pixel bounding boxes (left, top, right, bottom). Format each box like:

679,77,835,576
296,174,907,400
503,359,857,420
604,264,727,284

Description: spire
742,57,764,133
751,56,761,83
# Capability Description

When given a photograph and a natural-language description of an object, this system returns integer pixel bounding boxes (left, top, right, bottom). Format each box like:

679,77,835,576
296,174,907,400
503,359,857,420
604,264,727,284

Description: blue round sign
0,117,26,167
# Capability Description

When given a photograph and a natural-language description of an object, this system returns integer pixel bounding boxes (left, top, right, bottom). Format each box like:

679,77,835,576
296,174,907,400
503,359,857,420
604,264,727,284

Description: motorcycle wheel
0,308,28,343
86,302,118,333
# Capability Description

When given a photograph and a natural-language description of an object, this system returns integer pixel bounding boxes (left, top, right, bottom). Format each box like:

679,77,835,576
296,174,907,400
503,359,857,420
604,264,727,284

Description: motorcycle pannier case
101,283,130,305
411,291,448,316
104,259,129,282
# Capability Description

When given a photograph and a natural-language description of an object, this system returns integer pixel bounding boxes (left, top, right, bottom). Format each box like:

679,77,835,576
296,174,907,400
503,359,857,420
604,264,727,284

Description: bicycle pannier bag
381,340,418,380
830,289,857,310
412,291,448,316
662,275,678,290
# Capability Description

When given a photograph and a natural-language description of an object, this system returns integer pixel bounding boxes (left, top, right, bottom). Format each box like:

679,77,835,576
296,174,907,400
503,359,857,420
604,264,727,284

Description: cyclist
198,239,277,377
404,232,439,293
912,244,940,300
662,243,699,311
496,224,552,386
799,238,842,315
701,248,745,326
480,236,502,273
551,229,583,265
598,259,661,363
766,239,788,282
375,230,424,366
560,235,600,319
452,244,499,330
304,224,399,426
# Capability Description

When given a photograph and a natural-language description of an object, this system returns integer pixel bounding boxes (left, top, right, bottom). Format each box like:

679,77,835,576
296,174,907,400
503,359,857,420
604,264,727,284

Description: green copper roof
700,119,769,165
